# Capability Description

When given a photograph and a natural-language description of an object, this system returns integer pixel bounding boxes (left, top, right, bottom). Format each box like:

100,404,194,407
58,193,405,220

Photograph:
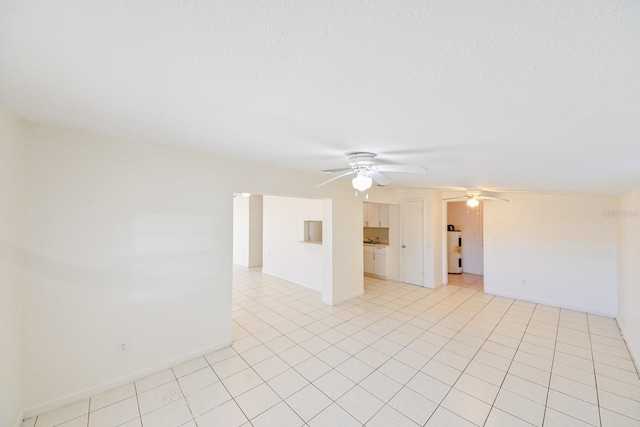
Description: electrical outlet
118,340,130,354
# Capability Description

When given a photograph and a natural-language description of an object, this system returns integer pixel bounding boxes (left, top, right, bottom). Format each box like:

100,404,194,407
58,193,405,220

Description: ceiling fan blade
368,171,392,186
477,196,510,202
442,196,470,201
373,165,428,174
315,170,356,187
321,167,352,173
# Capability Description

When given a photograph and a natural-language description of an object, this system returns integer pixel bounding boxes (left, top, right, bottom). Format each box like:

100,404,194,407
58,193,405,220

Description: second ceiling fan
443,189,509,207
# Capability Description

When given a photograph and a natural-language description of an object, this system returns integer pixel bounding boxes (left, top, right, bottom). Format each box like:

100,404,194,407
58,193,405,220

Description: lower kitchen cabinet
364,245,388,279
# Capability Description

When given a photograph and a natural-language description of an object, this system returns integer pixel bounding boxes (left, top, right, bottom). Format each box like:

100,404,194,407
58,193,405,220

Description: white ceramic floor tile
204,346,238,365
57,415,89,427
140,398,193,427
285,384,332,422
221,368,264,397
484,407,535,427
600,407,640,427
88,396,139,427
172,357,209,378
494,389,546,426
195,399,248,427
440,388,492,426
453,372,499,404
212,355,250,379
135,369,175,393
90,383,136,412
177,367,218,396
421,359,463,386
543,408,594,427
307,403,361,427
424,406,476,427
312,369,356,400
234,382,282,420
366,404,420,427
336,385,385,424
388,386,438,425
252,355,289,381
29,270,640,427
598,389,640,421
277,345,313,366
267,368,309,399
185,381,231,417
336,357,375,383
239,344,275,365
137,380,183,415
35,399,89,427
293,356,332,382
250,401,304,427
359,371,403,402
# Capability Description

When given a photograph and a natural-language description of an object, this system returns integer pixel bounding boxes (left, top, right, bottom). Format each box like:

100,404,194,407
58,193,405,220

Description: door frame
400,199,425,286
441,199,486,285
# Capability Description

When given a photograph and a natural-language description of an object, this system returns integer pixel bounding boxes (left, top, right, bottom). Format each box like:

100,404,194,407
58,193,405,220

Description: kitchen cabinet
364,203,389,228
363,244,388,279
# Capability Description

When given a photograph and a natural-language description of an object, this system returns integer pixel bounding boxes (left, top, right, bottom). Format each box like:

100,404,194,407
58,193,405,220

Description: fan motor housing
347,152,376,170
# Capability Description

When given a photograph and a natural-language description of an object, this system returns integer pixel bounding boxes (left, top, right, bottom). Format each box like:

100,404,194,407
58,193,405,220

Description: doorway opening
445,200,484,292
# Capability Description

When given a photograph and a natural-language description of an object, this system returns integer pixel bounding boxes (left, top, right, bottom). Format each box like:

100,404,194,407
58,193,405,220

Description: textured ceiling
1,1,639,195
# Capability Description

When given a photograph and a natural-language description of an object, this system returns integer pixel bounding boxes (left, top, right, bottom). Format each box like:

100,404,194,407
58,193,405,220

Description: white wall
617,188,640,366
484,193,617,316
447,201,483,275
14,119,375,413
21,124,234,414
248,196,263,267
232,195,250,266
233,195,264,268
0,108,25,427
262,196,325,291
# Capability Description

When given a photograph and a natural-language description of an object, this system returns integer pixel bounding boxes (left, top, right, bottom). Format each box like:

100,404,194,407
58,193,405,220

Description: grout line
540,305,560,427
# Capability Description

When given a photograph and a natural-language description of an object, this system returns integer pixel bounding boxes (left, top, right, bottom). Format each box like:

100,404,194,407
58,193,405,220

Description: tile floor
24,268,640,427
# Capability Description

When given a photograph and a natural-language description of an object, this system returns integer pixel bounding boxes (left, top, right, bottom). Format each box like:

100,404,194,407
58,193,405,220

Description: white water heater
447,230,462,274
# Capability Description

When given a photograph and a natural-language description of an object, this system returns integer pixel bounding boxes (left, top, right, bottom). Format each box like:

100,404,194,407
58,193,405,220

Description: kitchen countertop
363,242,389,246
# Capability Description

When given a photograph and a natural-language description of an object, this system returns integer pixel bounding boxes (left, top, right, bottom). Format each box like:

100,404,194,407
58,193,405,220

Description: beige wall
617,188,640,367
0,108,25,427
18,121,371,414
483,193,617,316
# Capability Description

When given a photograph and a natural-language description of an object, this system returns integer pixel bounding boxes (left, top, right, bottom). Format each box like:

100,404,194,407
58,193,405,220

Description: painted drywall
21,124,234,414
232,195,262,268
248,195,263,267
16,119,378,413
262,195,325,291
616,188,640,367
483,193,617,316
0,108,24,427
232,195,250,266
447,201,483,275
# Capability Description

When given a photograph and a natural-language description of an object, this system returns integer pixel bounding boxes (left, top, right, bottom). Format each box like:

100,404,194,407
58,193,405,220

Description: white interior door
401,200,424,286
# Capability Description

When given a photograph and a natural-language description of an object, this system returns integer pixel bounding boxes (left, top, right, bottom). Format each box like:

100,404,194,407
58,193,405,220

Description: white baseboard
485,289,616,318
14,412,24,427
260,269,321,293
618,322,640,374
324,289,365,306
23,339,231,418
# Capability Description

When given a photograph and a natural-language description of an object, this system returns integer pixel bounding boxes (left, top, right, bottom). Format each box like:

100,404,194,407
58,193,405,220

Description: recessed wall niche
303,220,322,244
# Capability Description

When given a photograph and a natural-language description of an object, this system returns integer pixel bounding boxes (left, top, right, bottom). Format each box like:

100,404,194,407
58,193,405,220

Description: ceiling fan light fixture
352,173,373,191
467,198,479,208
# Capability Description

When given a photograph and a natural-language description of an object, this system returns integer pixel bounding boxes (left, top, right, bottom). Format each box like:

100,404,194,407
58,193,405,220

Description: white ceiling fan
443,189,509,207
317,152,428,191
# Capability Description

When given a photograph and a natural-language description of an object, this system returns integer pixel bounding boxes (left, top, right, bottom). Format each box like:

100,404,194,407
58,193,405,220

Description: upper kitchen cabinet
364,203,389,228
